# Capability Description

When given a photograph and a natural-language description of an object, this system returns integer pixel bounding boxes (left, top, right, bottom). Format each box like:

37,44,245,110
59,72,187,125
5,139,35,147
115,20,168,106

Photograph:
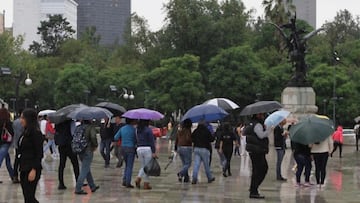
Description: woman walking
331,126,343,158
0,108,14,184
311,136,333,188
175,119,193,183
135,120,157,190
18,109,44,203
219,123,237,177
43,117,58,159
293,141,312,187
191,121,215,184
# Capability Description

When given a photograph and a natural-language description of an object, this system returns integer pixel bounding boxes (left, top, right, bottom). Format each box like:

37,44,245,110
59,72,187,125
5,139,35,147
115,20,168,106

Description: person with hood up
330,126,343,158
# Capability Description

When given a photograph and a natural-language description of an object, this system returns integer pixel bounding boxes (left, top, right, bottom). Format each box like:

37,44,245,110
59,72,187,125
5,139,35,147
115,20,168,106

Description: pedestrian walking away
273,119,288,181
191,121,215,185
219,123,237,177
135,120,157,190
112,116,124,168
175,119,193,183
330,126,343,158
0,108,15,184
43,117,59,160
214,125,226,173
18,109,44,203
74,120,100,195
234,123,242,156
311,136,333,188
244,113,271,199
99,118,113,168
293,142,312,187
114,118,137,188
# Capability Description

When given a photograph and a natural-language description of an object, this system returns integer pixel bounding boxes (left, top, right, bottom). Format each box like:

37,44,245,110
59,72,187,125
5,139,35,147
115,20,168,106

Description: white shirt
40,120,47,135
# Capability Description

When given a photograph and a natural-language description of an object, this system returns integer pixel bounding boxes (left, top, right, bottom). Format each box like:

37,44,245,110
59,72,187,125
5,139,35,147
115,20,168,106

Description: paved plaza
1,139,360,203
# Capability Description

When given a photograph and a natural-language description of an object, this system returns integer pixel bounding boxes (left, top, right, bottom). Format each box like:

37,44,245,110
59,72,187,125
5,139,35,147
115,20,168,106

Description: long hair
0,108,10,127
22,109,40,135
181,119,192,130
137,119,150,133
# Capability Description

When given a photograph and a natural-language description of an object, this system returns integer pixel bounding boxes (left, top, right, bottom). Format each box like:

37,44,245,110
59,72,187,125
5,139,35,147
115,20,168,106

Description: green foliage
29,15,75,57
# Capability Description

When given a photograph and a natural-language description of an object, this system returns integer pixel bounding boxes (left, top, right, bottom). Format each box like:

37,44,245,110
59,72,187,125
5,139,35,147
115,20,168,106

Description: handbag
144,157,161,177
1,124,13,143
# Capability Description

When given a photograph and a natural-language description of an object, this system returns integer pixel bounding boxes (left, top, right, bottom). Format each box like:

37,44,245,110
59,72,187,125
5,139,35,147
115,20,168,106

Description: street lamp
323,99,327,115
83,90,91,105
122,88,134,100
332,51,340,126
25,74,32,86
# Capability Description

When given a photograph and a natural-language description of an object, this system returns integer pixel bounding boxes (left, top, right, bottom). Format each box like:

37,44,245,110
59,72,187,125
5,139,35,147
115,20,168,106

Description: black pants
20,169,41,203
234,146,240,156
249,153,268,195
13,149,20,177
223,147,233,174
58,145,79,186
356,135,360,151
331,142,342,157
313,152,329,185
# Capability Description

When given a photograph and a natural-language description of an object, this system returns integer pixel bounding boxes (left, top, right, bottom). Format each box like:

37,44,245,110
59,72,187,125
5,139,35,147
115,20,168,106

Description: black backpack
71,125,88,154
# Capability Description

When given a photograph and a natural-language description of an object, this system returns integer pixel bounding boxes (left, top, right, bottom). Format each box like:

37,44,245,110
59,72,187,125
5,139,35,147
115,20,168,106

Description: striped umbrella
203,98,240,111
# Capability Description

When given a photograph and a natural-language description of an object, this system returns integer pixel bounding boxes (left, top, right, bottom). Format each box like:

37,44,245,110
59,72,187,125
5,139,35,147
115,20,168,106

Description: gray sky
1,0,360,30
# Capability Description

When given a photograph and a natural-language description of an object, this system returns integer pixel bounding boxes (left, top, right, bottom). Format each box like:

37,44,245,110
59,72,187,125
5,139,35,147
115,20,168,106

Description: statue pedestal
281,87,318,119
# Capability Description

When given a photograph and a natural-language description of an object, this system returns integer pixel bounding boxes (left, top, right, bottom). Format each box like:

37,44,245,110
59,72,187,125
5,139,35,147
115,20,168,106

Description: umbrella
48,104,87,124
96,102,126,116
240,101,283,116
290,115,335,145
122,108,164,120
203,98,240,111
264,110,290,127
67,106,113,120
38,109,56,116
355,116,360,123
181,104,229,123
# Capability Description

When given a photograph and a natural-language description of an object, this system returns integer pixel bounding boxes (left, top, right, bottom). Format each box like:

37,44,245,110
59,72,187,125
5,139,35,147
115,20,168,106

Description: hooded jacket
332,126,343,144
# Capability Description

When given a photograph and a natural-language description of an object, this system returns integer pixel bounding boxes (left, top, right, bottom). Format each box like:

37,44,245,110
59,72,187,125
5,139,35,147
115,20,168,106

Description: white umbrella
203,98,240,111
38,109,56,116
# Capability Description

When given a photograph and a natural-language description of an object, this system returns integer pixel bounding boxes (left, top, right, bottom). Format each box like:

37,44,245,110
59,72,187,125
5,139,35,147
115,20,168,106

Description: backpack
71,124,88,154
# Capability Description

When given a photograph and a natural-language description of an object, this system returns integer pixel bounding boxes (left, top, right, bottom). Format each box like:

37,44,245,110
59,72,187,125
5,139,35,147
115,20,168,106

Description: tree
144,54,205,113
262,0,295,26
29,15,75,57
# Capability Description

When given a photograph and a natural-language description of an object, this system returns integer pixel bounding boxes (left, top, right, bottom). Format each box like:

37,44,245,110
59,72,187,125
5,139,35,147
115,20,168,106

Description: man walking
274,119,288,181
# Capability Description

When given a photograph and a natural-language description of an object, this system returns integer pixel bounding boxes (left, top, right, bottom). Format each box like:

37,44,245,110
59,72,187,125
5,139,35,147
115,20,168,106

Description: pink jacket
332,126,343,144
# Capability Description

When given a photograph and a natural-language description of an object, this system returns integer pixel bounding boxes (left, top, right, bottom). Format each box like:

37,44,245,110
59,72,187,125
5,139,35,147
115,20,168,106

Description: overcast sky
1,0,360,30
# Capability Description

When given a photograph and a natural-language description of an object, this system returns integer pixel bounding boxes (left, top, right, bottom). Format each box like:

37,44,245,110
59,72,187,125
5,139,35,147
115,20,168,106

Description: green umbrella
290,115,335,145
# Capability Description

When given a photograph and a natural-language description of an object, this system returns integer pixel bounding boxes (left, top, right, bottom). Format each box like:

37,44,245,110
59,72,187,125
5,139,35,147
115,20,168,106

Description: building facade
75,0,131,45
0,11,5,34
13,0,78,49
293,0,316,28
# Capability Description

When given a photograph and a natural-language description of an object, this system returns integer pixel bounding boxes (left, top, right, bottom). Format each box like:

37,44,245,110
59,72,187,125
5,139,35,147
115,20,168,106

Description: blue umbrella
182,104,229,123
264,110,290,128
67,106,113,120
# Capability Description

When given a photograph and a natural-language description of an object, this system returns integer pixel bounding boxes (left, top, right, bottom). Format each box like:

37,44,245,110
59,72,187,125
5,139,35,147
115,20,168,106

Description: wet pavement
1,139,360,203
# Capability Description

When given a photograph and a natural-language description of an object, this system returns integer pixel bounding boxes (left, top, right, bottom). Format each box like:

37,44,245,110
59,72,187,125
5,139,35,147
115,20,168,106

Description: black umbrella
240,101,283,116
48,104,87,124
95,102,126,116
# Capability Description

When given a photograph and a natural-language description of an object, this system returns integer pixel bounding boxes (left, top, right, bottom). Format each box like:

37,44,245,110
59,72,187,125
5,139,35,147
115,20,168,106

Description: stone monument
271,16,323,120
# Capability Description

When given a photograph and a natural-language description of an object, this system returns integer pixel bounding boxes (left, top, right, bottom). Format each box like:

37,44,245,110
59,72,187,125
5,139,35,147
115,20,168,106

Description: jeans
58,145,79,186
20,169,41,203
0,144,14,178
137,147,152,182
114,145,123,167
100,138,112,165
294,154,312,183
276,149,285,179
313,152,329,184
43,139,58,155
177,146,192,178
216,149,226,169
192,147,213,182
249,153,268,195
122,147,136,185
75,150,96,192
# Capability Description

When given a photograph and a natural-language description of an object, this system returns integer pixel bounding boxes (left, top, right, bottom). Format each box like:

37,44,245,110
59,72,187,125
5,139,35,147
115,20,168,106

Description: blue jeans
122,147,136,185
192,147,213,182
216,149,226,170
43,139,58,155
100,138,112,165
294,154,312,183
136,147,152,182
0,144,14,177
177,146,192,178
75,150,96,192
276,149,285,179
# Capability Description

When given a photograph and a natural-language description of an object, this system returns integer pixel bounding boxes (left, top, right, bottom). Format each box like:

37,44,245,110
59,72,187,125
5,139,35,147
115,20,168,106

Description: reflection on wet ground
1,139,360,203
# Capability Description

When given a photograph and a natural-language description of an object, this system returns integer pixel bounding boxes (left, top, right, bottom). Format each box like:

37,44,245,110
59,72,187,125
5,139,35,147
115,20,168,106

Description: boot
143,182,152,190
135,177,141,189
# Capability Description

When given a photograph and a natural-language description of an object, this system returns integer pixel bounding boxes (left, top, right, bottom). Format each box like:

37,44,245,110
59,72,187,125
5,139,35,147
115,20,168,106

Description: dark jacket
244,120,269,154
274,125,286,150
293,142,311,156
100,123,113,140
18,128,44,171
136,126,156,153
192,124,214,152
84,124,98,151
54,120,72,146
175,128,192,151
220,129,237,149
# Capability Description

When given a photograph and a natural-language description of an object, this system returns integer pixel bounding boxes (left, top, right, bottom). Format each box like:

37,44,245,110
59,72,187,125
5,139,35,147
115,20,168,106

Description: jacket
18,128,44,171
114,124,136,148
136,126,156,153
274,125,286,150
192,124,214,152
175,128,192,151
100,123,113,140
311,136,333,153
84,124,98,150
244,120,269,154
54,120,72,146
332,126,343,144
12,119,23,149
293,142,311,156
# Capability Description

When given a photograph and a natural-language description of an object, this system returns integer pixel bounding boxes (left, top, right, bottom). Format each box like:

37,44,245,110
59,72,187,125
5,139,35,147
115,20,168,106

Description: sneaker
12,176,20,184
249,194,265,199
91,185,100,193
208,177,215,183
295,183,301,188
177,173,183,182
277,177,287,181
58,185,67,190
74,190,88,195
126,185,134,189
303,182,313,187
191,180,197,185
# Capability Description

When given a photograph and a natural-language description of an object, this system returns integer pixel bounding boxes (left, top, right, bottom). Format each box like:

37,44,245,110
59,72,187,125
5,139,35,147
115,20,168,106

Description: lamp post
323,99,327,115
122,88,135,100
83,90,91,105
333,51,340,126
144,89,150,108
24,98,29,108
